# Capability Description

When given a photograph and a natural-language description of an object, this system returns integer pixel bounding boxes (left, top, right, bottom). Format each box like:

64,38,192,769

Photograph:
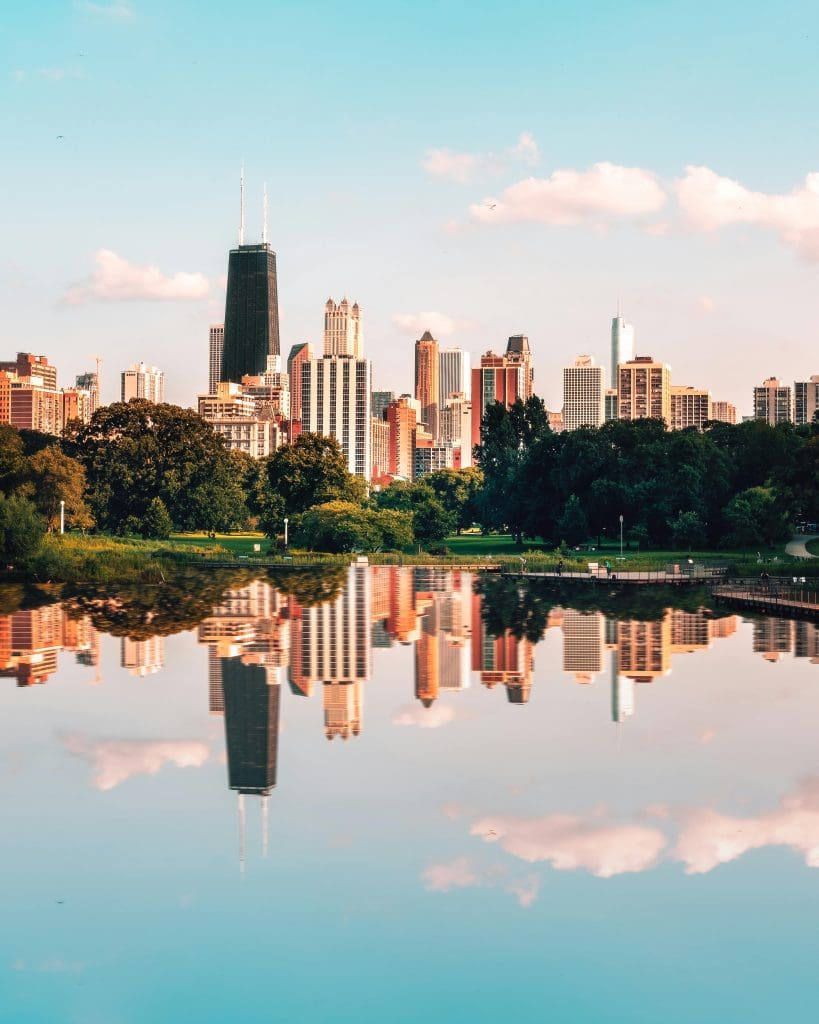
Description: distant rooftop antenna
262,183,269,244
239,165,245,246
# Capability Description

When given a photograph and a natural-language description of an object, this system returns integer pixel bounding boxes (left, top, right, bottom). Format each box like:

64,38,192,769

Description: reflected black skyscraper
222,658,279,795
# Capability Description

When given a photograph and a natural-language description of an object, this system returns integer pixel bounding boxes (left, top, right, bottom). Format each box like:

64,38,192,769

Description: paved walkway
785,534,819,559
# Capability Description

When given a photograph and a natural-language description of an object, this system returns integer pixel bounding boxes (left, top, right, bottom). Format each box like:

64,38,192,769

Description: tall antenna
261,794,269,858
92,354,102,409
238,793,246,876
262,183,268,244
239,165,245,246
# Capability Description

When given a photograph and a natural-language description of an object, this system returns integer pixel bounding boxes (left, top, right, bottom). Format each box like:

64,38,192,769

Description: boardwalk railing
712,577,819,618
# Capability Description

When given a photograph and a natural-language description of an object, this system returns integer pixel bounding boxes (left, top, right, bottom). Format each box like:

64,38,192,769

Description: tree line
476,397,819,549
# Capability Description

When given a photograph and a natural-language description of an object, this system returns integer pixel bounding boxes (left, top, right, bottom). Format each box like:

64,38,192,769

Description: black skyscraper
220,243,280,383
222,658,280,796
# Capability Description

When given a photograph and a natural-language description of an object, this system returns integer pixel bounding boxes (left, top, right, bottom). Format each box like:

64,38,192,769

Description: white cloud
62,250,211,305
422,132,540,184
78,0,134,19
674,778,819,874
392,311,468,338
697,295,716,313
422,856,540,907
470,812,667,878
393,703,457,729
676,164,819,260
62,733,211,790
470,162,668,227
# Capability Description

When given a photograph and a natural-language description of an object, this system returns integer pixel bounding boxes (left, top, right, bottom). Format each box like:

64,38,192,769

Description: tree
140,497,173,539
0,494,44,567
297,501,381,553
266,434,366,521
26,446,94,532
424,467,484,533
669,510,707,550
557,494,589,546
73,400,245,533
0,425,25,495
373,481,455,545
722,487,790,549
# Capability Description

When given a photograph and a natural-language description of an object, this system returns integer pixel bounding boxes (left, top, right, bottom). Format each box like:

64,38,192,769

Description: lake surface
2,566,819,1023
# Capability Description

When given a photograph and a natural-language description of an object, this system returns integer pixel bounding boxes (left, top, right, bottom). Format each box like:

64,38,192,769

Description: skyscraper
385,395,417,480
209,324,224,394
794,375,819,425
372,390,395,420
415,331,440,440
617,356,671,424
221,241,280,383
301,355,373,479
286,342,313,424
753,377,793,425
611,312,634,387
670,386,711,430
222,658,280,795
121,362,164,404
439,348,471,405
563,355,604,430
711,400,737,424
471,350,530,447
75,370,100,414
506,335,534,400
324,298,362,358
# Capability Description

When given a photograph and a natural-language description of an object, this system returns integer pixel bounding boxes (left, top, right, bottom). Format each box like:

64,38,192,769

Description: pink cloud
422,132,539,184
62,249,211,305
422,856,540,907
392,703,457,729
676,165,819,260
470,162,667,227
391,312,469,339
62,733,211,790
422,149,481,184
674,778,819,874
470,812,667,878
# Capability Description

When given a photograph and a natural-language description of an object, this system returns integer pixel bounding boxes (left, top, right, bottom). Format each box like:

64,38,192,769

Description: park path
785,534,819,559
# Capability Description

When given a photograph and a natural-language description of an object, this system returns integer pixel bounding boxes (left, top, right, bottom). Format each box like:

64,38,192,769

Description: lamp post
60,500,65,535
619,514,624,559
283,517,289,549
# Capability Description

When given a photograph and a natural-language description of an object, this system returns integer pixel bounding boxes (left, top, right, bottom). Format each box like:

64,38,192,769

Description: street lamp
60,500,65,536
619,514,624,559
283,517,289,549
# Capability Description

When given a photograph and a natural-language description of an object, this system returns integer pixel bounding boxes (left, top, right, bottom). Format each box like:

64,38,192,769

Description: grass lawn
169,532,271,556
807,538,819,556
443,534,536,556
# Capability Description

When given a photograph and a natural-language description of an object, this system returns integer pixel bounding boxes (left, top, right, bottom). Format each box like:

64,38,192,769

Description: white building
439,392,472,467
121,362,164,404
301,355,372,479
753,377,793,425
563,355,604,430
209,324,224,394
121,637,164,677
610,312,634,388
323,297,362,358
439,348,471,405
795,375,819,425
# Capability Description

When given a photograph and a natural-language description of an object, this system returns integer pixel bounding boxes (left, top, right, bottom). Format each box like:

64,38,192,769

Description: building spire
238,793,246,876
239,164,245,246
262,183,268,244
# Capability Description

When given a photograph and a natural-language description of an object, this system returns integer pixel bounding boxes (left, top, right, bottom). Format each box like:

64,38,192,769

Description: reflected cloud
62,733,211,790
470,813,667,878
674,778,819,874
392,704,457,729
422,856,540,907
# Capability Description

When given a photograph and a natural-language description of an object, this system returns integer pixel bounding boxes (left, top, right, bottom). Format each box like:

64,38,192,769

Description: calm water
2,567,819,1023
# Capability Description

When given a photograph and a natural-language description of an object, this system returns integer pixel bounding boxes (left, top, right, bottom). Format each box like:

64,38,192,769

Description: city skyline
5,1,819,412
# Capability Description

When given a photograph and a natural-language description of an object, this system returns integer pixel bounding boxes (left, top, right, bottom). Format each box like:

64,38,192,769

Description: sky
3,0,819,412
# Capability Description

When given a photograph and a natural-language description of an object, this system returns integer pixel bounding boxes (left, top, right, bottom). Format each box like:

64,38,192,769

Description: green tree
0,425,26,495
297,501,381,553
0,494,44,567
266,434,365,523
73,400,244,533
140,497,173,539
26,446,94,532
556,494,589,546
424,467,484,533
373,481,455,545
722,486,790,549
669,510,707,550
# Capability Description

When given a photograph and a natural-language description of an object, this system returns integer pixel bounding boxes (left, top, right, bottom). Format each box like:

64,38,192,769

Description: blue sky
3,0,819,409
